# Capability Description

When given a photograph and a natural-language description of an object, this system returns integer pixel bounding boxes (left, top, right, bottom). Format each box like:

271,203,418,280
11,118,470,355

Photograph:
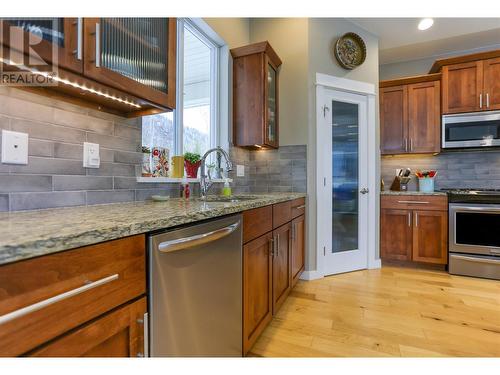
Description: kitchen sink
199,195,261,203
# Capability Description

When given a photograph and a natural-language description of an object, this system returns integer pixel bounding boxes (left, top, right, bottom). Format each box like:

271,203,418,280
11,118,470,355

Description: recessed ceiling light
418,18,434,31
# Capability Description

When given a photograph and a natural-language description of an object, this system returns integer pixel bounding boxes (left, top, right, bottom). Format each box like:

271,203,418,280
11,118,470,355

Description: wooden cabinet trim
429,49,500,74
380,73,441,88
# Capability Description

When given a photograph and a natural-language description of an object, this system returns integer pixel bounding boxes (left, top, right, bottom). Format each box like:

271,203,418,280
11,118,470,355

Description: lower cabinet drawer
381,195,448,211
29,297,148,357
0,235,146,357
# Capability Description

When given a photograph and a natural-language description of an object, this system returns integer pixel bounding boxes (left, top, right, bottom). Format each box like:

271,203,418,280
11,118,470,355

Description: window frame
173,18,221,156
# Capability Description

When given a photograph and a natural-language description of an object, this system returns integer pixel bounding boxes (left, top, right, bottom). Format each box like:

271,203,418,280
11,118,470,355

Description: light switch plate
236,164,245,177
1,130,28,165
83,142,100,168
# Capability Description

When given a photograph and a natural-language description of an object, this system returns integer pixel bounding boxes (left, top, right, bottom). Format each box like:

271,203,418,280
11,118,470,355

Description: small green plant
184,152,201,164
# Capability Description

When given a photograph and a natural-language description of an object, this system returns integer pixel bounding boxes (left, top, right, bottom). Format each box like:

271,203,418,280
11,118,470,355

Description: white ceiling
350,18,500,64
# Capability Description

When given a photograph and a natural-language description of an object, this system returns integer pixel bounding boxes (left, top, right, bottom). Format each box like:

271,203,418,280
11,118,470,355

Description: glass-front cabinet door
265,62,278,147
83,18,176,109
0,18,83,72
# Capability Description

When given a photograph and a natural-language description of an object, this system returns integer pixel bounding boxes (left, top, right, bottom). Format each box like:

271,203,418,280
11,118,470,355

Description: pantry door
317,88,370,276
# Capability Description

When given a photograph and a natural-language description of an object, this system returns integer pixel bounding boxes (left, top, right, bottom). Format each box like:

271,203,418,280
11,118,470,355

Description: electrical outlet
83,142,100,168
1,130,28,165
236,164,245,177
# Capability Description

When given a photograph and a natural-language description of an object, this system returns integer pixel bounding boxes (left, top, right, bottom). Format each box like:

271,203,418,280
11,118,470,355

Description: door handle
480,93,483,108
0,274,119,325
360,188,369,194
486,93,490,108
269,237,274,257
136,312,149,357
408,212,411,227
94,22,101,67
72,18,83,60
404,138,408,151
415,212,418,227
397,200,429,204
158,222,240,253
410,138,413,151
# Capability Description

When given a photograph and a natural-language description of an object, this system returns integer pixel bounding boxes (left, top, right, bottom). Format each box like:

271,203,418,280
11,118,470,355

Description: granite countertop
380,190,447,196
0,193,306,266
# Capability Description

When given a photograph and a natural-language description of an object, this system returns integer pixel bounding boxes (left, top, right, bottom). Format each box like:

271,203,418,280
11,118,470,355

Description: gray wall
382,151,500,191
0,86,183,211
0,86,306,212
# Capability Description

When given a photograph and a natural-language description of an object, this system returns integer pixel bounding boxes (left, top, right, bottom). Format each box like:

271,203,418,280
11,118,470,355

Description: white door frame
315,73,380,278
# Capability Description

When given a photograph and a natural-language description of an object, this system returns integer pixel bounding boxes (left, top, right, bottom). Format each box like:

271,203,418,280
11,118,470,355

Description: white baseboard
368,258,382,269
299,270,324,281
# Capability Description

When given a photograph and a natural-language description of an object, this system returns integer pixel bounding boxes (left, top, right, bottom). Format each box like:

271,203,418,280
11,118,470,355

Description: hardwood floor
249,266,500,357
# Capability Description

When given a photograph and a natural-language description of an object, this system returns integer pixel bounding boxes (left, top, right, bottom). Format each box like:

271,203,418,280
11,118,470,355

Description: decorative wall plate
334,32,367,70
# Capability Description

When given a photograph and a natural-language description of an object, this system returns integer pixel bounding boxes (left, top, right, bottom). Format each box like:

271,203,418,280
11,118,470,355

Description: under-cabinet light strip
0,58,141,108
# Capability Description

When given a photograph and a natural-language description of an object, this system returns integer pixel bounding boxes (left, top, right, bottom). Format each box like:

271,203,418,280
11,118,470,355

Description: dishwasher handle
158,221,240,253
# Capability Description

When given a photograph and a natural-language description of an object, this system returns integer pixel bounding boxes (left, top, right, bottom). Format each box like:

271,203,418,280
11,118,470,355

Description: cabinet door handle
95,22,101,68
0,274,119,326
486,93,490,108
397,200,429,204
404,138,408,151
480,93,483,108
136,312,149,357
73,18,83,60
410,138,413,151
415,212,418,227
277,234,280,257
408,212,411,227
269,237,274,257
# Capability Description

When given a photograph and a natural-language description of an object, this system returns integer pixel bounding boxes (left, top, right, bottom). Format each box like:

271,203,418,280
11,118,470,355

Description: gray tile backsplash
0,86,308,211
381,151,500,191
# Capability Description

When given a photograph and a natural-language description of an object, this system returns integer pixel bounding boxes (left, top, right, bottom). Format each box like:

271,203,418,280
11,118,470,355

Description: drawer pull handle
397,200,429,204
137,312,149,357
295,205,306,210
452,255,500,266
0,274,119,326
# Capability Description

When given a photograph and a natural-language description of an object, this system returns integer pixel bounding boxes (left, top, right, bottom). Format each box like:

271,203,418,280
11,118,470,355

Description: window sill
136,177,233,183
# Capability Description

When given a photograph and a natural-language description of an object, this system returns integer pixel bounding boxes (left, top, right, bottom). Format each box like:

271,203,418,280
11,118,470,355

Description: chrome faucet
200,147,233,199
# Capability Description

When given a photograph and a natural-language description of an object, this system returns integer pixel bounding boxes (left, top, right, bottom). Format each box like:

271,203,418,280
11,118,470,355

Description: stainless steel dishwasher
148,214,242,357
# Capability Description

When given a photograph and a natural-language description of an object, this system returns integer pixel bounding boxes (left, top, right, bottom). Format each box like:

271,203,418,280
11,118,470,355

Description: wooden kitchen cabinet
84,18,176,109
483,57,500,111
380,85,408,154
380,195,448,265
412,210,448,264
442,61,483,114
379,75,440,155
242,198,306,354
0,235,146,357
1,18,83,73
380,209,412,261
434,50,500,114
272,222,292,314
29,298,147,357
243,233,273,354
231,41,282,149
0,18,176,116
408,81,441,153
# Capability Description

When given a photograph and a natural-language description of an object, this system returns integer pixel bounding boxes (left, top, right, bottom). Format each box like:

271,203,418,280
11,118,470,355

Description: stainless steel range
442,189,500,280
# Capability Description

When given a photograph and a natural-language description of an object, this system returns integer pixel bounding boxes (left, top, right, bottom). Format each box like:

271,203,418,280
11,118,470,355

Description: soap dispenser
222,178,232,197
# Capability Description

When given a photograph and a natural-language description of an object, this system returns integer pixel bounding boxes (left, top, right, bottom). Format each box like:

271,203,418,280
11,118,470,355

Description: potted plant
184,152,202,178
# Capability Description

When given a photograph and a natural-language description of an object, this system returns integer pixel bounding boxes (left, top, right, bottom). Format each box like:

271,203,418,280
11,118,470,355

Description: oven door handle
452,254,500,265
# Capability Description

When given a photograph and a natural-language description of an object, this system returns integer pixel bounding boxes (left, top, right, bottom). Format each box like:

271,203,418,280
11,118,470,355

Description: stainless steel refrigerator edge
149,215,243,356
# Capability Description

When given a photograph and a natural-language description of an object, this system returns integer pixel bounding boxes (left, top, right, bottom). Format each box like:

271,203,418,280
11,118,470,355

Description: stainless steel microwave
442,110,500,149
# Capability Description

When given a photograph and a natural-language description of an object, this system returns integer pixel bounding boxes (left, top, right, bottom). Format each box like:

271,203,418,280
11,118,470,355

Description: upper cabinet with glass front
0,18,176,116
231,41,282,149
83,18,176,109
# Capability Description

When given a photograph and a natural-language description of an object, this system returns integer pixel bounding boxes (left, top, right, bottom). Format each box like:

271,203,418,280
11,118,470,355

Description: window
142,19,219,157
